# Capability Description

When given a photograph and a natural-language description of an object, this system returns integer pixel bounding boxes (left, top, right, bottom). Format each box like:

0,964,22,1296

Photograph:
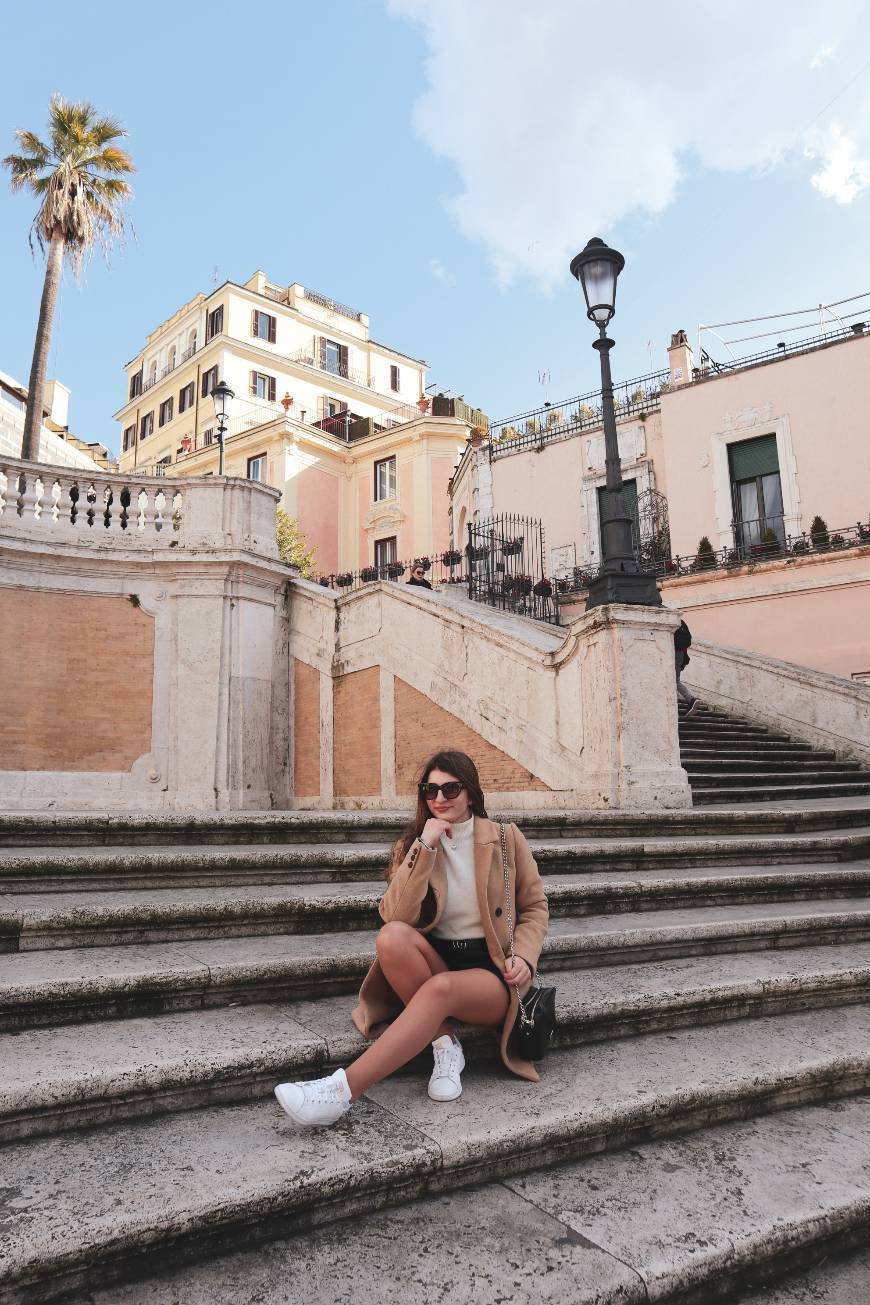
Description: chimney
667,329,694,387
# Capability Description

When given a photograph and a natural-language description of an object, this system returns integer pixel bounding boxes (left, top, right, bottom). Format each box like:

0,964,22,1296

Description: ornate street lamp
570,237,661,609
211,379,235,475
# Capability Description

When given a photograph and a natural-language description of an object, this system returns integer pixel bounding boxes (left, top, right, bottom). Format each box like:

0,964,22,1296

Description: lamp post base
585,567,662,610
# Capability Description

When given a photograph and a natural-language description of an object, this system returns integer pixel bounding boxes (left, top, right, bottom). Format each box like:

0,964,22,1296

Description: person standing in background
674,619,700,717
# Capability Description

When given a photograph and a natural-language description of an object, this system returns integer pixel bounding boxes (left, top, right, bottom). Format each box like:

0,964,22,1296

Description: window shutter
252,309,258,337
250,370,257,397
339,344,348,377
268,315,276,344
318,336,327,368
268,376,276,402
728,434,779,481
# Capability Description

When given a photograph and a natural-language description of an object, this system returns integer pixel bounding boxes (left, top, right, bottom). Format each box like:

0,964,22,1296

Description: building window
374,536,397,570
729,434,784,550
147,361,157,388
168,346,176,371
184,329,197,360
122,424,135,451
390,364,400,392
252,310,277,343
140,411,154,441
202,428,214,446
159,397,174,427
129,369,143,400
250,371,276,401
247,453,267,482
325,396,346,419
206,305,224,341
179,381,195,413
202,366,219,398
374,455,397,501
320,337,348,377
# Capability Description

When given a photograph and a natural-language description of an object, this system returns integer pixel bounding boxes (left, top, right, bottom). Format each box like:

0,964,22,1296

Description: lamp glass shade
211,380,234,423
570,238,625,326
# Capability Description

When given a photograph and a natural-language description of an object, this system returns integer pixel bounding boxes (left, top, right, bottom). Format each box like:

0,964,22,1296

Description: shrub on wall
810,515,830,549
695,536,716,569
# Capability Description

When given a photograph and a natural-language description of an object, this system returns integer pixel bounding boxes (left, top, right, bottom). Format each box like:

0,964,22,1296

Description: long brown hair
389,750,488,876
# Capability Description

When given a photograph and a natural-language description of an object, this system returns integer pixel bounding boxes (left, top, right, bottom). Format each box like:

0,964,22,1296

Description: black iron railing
555,519,870,597
316,552,469,594
697,322,868,381
466,514,559,624
489,368,669,459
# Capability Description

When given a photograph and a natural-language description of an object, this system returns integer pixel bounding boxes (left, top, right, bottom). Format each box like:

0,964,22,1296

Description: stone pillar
572,602,691,809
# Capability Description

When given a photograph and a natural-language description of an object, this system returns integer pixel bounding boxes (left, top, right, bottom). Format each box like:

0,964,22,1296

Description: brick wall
293,659,321,797
334,666,381,796
0,588,153,771
394,678,549,793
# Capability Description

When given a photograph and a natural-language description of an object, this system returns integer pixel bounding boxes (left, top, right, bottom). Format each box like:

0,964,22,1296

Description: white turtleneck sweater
430,815,484,940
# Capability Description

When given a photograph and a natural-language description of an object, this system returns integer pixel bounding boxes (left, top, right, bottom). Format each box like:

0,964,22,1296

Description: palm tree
3,96,134,462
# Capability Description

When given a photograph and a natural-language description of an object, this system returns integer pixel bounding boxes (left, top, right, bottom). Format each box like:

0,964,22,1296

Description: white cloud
389,0,870,286
809,124,870,202
429,257,455,286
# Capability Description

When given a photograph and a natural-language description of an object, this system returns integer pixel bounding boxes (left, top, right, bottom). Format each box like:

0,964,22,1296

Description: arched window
168,346,176,371
148,360,157,386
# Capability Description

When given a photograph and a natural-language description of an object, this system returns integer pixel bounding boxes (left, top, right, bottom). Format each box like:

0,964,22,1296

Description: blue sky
2,0,870,454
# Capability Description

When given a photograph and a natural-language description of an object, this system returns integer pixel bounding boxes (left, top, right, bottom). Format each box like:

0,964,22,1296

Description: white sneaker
428,1034,465,1102
274,1069,352,1127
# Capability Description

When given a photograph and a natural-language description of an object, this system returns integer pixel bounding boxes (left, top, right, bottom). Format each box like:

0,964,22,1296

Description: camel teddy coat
352,817,549,1082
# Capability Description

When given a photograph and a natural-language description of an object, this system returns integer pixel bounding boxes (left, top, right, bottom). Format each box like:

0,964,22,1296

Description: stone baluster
140,487,158,533
154,489,166,533
20,472,40,524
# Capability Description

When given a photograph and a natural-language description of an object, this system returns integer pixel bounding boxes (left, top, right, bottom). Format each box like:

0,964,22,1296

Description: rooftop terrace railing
489,368,670,459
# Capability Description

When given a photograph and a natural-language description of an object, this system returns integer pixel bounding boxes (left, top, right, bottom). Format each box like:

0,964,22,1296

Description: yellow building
115,272,485,573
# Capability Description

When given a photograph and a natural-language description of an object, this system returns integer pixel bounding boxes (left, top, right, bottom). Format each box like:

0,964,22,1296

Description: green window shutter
728,434,779,481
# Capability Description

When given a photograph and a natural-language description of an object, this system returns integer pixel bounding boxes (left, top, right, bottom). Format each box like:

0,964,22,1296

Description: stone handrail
683,638,870,765
0,455,280,558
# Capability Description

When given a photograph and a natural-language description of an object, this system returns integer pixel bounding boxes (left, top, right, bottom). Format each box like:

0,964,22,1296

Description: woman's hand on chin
421,817,452,847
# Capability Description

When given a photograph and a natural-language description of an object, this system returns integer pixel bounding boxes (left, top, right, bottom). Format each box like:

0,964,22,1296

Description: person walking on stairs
675,618,700,717
274,749,549,1127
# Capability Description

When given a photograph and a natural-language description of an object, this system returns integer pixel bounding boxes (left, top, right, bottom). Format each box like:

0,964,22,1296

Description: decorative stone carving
722,401,773,432
364,502,406,534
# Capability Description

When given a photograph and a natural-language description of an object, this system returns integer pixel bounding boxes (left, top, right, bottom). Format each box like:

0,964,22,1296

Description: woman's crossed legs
344,921,509,1101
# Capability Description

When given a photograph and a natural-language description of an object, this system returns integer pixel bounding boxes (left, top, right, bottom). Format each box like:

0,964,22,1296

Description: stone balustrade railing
0,455,280,558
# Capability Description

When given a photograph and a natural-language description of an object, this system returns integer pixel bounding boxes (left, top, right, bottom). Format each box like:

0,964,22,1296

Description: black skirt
427,934,506,984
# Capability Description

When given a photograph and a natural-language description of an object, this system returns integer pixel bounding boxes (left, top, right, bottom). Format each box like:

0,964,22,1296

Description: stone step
682,758,861,774
8,941,870,1142
6,803,870,848
3,861,870,952
67,1095,870,1305
2,829,868,892
688,769,866,786
693,781,870,804
7,897,870,1031
681,746,826,760
5,1006,870,1304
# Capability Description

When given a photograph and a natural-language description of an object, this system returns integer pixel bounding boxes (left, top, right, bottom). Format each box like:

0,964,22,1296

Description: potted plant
791,538,810,556
441,549,462,568
830,533,847,549
335,573,354,587
466,544,489,562
387,562,405,579
360,566,378,583
514,575,533,597
533,578,553,597
810,515,830,549
501,537,524,557
695,536,716,570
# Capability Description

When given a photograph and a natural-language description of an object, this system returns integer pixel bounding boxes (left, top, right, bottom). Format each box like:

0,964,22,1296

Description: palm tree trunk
21,226,64,463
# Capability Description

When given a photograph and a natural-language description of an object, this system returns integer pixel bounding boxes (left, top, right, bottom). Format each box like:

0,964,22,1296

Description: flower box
335,573,354,588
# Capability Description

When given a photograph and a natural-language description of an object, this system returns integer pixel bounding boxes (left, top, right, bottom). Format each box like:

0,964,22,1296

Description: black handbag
499,822,557,1060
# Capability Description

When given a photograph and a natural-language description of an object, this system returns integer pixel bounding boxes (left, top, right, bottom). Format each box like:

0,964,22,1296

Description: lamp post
211,379,234,475
570,237,661,609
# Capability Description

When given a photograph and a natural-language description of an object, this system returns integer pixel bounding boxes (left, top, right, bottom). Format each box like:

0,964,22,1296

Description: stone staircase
679,700,870,803
3,804,870,1303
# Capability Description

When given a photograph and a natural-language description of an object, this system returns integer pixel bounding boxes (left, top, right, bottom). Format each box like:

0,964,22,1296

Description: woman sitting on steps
274,749,549,1126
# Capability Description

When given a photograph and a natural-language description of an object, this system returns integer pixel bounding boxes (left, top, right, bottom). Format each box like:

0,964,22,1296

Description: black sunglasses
419,781,465,800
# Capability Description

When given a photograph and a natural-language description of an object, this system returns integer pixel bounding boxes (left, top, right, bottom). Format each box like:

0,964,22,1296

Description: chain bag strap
499,821,557,1058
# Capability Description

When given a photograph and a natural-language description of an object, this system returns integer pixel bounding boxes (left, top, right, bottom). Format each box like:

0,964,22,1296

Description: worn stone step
4,1006,870,1304
59,1096,870,1305
693,781,870,804
4,861,870,952
681,747,827,761
8,941,870,1142
5,803,870,849
3,829,868,892
8,897,870,1031
688,769,866,786
683,760,861,776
